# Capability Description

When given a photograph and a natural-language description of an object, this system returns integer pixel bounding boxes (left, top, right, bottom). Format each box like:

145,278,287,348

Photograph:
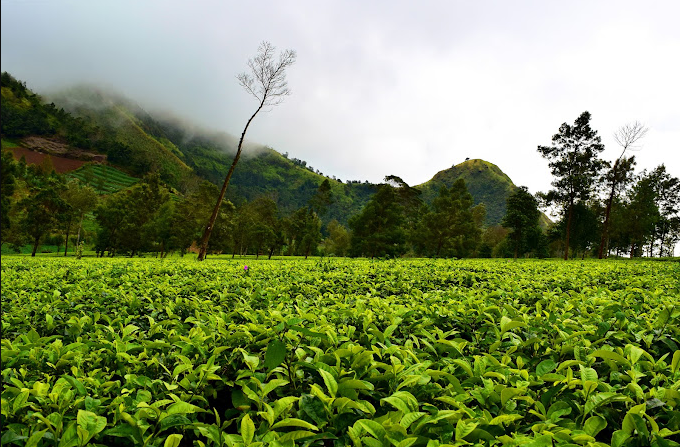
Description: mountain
2,73,544,227
418,159,516,225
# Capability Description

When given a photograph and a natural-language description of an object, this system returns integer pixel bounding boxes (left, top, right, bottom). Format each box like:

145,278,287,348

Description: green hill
2,75,377,224
418,159,516,225
2,72,545,228
47,86,194,187
149,114,378,222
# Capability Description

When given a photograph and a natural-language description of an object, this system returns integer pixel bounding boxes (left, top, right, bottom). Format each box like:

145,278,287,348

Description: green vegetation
2,74,678,260
2,138,19,148
419,160,516,226
68,164,138,194
2,258,679,446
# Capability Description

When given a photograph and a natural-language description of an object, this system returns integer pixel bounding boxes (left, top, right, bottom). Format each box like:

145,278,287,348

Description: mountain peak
418,159,516,225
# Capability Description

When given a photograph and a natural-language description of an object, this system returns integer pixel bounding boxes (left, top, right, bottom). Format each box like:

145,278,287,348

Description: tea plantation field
1,258,679,447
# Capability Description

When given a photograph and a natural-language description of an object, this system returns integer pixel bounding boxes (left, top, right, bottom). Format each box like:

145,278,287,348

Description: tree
1,150,20,245
561,202,599,258
168,181,223,256
321,219,351,257
309,179,334,217
19,176,69,256
384,175,426,249
246,196,279,258
61,180,98,255
197,41,296,260
647,165,680,256
625,171,659,257
502,186,542,259
94,173,170,256
420,179,479,257
349,184,406,258
597,121,646,258
286,207,322,258
538,111,606,260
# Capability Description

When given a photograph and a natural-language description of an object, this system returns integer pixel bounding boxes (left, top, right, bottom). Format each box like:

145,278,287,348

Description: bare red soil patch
9,147,87,173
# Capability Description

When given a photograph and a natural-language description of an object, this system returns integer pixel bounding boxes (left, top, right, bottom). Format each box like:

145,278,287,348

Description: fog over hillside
1,1,677,195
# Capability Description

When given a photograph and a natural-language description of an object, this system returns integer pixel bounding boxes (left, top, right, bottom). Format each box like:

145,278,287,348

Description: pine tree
538,111,606,260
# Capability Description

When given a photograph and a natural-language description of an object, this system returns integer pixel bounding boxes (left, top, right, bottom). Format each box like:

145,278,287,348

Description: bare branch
237,41,297,107
613,121,648,156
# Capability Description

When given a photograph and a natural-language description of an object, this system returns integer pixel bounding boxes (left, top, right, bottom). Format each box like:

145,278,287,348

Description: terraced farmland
1,258,679,446
68,164,139,194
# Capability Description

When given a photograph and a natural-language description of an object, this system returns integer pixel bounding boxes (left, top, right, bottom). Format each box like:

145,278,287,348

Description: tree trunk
75,213,85,248
564,201,574,260
197,101,265,261
31,236,40,257
598,168,618,259
64,219,72,256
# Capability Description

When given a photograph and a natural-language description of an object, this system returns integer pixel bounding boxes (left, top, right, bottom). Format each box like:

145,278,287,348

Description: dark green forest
2,72,679,259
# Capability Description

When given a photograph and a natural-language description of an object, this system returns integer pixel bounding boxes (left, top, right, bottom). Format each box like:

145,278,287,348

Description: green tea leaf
400,412,426,429
588,349,630,367
164,434,183,447
164,401,205,417
318,368,338,398
671,350,680,374
547,401,572,421
159,414,192,433
278,430,317,442
611,430,630,447
536,359,557,377
271,418,318,431
455,419,477,441
488,414,523,426
500,316,526,334
241,414,255,446
264,339,287,370
300,394,326,425
76,410,106,445
523,435,553,447
382,396,410,414
584,415,607,437
24,429,48,447
356,419,386,441
261,379,289,398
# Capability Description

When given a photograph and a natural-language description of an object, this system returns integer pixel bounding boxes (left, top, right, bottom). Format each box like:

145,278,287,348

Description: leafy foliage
2,258,678,446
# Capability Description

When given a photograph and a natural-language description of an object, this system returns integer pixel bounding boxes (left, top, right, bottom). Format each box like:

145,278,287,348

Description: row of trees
2,145,676,259
0,152,334,258
0,149,523,259
538,112,679,259
1,152,98,256
2,111,677,260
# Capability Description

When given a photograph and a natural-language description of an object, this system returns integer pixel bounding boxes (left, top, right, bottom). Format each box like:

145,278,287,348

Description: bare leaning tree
597,121,648,258
197,42,296,261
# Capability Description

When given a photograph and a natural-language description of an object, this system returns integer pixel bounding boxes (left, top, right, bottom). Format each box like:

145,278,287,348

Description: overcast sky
1,0,679,195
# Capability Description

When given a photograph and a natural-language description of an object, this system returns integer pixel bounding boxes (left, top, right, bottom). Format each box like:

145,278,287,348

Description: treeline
0,154,334,258
0,151,527,259
2,103,678,259
537,111,679,259
1,145,677,258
